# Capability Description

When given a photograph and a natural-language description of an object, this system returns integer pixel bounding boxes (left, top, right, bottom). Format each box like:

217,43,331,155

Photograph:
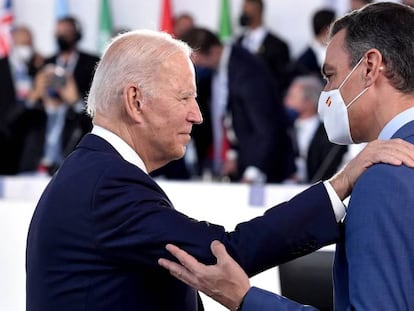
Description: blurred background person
289,8,335,83
402,0,414,8
0,25,44,124
181,27,296,184
284,75,348,184
173,13,194,38
349,0,373,11
236,0,291,94
8,64,92,175
44,16,99,107
0,25,44,175
9,26,44,105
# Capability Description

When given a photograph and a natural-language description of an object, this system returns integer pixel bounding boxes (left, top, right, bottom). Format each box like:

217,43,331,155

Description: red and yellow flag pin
325,96,332,107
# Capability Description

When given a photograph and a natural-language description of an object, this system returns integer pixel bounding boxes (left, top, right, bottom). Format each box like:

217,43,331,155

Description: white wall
11,0,341,58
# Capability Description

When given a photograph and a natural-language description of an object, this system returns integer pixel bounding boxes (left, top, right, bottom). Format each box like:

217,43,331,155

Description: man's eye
323,74,332,83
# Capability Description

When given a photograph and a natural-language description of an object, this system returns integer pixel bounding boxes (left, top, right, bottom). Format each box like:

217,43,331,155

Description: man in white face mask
156,3,414,311
318,56,368,145
318,2,414,310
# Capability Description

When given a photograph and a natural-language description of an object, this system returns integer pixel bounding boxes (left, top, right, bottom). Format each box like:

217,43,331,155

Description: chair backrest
279,250,334,311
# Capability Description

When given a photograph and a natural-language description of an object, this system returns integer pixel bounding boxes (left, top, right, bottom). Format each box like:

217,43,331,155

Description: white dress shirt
294,116,320,182
91,125,148,174
378,106,414,140
241,26,267,54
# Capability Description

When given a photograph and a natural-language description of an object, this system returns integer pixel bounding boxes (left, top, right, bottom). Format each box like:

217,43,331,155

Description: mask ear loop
346,87,369,109
338,56,365,90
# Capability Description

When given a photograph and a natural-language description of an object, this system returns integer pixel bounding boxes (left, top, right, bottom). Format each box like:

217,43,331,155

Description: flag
160,0,173,35
98,0,113,54
55,0,69,19
218,0,232,42
0,0,13,57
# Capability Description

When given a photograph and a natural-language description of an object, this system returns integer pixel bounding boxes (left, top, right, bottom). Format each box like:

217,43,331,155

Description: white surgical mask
12,45,33,63
318,57,368,145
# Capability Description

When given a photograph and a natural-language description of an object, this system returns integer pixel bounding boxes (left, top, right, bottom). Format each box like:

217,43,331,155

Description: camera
47,66,67,99
50,66,67,88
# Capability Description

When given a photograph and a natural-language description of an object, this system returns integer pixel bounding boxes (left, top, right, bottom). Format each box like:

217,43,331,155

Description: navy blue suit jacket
333,121,414,310
26,134,340,311
227,45,296,182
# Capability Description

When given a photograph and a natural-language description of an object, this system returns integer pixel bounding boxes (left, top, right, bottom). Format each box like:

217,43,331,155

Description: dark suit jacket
307,123,348,183
0,57,17,126
0,57,17,174
237,31,291,92
227,45,296,182
291,46,322,79
0,56,44,174
45,51,99,100
334,120,414,310
189,67,214,175
26,133,341,311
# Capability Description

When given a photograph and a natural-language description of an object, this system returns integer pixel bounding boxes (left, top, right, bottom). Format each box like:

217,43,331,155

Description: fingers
165,244,200,273
389,139,414,167
210,240,227,263
158,258,196,287
158,258,183,274
368,139,414,167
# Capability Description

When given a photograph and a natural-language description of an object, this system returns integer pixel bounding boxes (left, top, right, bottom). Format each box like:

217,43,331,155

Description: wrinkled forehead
156,53,196,93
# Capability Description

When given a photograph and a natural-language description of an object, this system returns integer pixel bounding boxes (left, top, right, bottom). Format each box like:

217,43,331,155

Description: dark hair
312,9,335,36
57,15,82,41
179,27,221,54
330,2,414,93
245,0,264,12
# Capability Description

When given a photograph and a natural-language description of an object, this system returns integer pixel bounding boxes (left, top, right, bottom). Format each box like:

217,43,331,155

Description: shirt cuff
242,286,317,311
323,180,346,222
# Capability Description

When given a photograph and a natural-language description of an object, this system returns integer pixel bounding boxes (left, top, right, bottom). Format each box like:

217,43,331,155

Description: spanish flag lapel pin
325,96,332,107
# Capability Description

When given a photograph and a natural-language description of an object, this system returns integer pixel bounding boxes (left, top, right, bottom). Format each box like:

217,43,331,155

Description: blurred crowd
1,0,396,183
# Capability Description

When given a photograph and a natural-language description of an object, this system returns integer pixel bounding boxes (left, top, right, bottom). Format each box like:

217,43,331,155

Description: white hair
86,29,192,118
292,75,324,108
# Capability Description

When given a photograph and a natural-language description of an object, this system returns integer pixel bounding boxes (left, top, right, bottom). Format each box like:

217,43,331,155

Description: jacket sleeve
241,287,318,311
93,163,341,277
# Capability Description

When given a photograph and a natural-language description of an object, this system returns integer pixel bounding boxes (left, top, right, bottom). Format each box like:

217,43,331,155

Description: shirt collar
378,106,414,140
242,26,267,53
91,125,148,174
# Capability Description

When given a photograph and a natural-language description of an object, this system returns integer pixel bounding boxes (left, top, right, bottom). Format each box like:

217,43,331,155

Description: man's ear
364,48,384,87
124,83,143,122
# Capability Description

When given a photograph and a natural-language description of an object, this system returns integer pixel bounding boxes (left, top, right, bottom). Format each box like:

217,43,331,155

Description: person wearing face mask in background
6,62,93,176
44,16,99,109
236,0,291,94
0,26,44,122
159,3,414,310
9,26,45,105
0,25,45,175
284,75,348,184
2,17,97,176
